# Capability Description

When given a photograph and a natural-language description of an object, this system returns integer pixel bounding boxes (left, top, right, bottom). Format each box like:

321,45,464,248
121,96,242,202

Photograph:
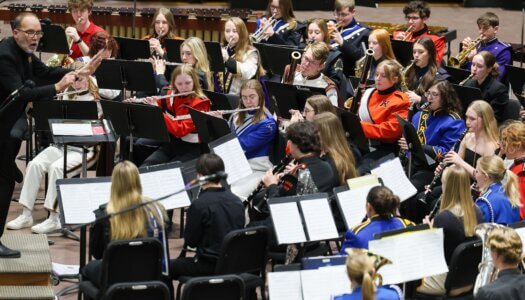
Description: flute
166,106,261,121
124,91,195,103
54,89,88,99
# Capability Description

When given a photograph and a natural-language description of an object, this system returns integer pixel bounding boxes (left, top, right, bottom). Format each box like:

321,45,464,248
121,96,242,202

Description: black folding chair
105,281,171,300
181,275,245,300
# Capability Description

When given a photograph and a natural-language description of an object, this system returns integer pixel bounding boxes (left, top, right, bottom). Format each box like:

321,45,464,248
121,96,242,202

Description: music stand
391,39,414,67
265,81,324,119
100,100,170,161
451,84,482,115
396,114,430,177
188,107,231,144
505,64,525,96
254,43,301,76
204,90,235,111
443,66,471,85
33,101,99,132
95,59,157,100
203,41,226,73
165,38,184,63
38,24,69,54
114,37,151,61
335,108,369,155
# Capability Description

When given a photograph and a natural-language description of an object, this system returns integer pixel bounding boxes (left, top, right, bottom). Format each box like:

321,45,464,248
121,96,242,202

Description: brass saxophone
459,73,474,86
400,59,417,92
473,223,506,296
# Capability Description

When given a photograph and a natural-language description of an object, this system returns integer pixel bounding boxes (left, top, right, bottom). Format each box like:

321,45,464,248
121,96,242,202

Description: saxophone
400,59,417,93
473,223,506,296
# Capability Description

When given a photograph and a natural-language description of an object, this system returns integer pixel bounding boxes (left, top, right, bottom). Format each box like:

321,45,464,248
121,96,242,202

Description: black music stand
254,43,301,76
203,41,226,73
95,59,157,99
204,90,235,111
265,81,324,118
505,64,525,96
451,84,482,115
335,108,369,155
33,101,99,132
100,100,170,161
38,24,69,54
188,107,231,144
114,37,151,61
391,39,414,67
49,118,116,242
396,114,430,177
165,38,184,63
443,66,471,85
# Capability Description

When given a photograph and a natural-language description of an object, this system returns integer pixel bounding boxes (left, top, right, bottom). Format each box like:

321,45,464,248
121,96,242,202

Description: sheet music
369,228,448,284
270,202,307,244
140,168,191,210
52,123,93,136
371,158,417,201
514,227,525,252
59,181,112,224
211,137,252,184
301,265,349,300
337,184,380,229
268,271,303,300
300,198,339,241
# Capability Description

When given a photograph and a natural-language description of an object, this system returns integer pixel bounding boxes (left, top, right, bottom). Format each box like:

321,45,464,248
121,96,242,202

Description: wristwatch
75,38,83,44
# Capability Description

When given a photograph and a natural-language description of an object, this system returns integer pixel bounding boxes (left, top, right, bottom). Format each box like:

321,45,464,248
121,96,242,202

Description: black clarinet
419,129,468,205
246,154,293,206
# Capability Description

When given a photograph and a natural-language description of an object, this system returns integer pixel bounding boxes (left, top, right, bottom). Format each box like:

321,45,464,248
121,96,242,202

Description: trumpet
54,89,89,99
449,35,482,68
251,14,276,43
402,25,414,41
328,22,343,35
459,73,474,86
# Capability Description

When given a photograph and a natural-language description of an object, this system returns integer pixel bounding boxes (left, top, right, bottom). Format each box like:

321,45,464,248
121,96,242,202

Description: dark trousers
142,137,202,167
0,140,16,238
169,257,216,280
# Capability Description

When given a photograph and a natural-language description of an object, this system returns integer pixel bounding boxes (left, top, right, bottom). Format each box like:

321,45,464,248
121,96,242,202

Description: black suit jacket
475,268,525,300
0,37,69,180
464,76,509,124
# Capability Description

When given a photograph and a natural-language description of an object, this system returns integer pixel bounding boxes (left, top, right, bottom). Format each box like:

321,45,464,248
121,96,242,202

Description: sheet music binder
208,133,253,185
451,83,482,115
188,107,231,144
265,81,324,119
38,24,69,54
268,193,339,245
114,37,151,61
165,38,184,63
391,39,414,67
33,101,98,132
203,41,226,73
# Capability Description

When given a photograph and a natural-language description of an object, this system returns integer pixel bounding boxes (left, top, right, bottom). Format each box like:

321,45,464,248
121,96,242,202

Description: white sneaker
31,218,62,234
6,215,33,230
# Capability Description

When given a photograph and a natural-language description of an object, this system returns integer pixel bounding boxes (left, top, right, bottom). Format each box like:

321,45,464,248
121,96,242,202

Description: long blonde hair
468,100,499,144
180,37,213,90
66,61,100,100
440,165,478,237
235,80,268,127
170,65,206,98
224,17,266,77
346,252,377,300
106,161,164,241
477,155,521,208
313,112,357,184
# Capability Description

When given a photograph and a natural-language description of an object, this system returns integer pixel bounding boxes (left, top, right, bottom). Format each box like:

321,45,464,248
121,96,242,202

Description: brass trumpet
402,25,414,41
251,14,276,43
328,22,343,35
449,35,482,68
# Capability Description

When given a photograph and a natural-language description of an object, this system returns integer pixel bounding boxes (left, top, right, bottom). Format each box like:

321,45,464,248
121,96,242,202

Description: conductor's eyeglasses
17,29,44,38
424,91,439,98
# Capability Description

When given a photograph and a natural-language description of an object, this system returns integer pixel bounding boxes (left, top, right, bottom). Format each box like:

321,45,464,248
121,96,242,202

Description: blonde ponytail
361,271,377,300
503,170,521,208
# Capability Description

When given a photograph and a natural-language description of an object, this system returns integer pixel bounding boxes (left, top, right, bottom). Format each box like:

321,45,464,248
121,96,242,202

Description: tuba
448,36,482,68
473,223,506,296
346,248,393,286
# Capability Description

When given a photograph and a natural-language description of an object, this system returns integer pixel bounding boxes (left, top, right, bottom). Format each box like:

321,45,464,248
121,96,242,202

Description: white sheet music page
371,158,417,201
140,168,190,210
212,137,252,184
369,228,448,284
270,202,307,244
299,198,339,241
268,271,303,300
338,184,380,229
301,265,348,300
59,181,111,224
52,123,93,136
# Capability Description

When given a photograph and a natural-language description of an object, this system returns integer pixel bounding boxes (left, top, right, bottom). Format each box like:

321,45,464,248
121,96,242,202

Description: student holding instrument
143,8,183,59
255,0,304,47
66,0,105,60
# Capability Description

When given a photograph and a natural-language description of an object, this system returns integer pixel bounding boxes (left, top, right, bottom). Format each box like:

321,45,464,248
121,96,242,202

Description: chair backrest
215,226,269,276
181,274,245,300
101,238,163,287
444,238,483,294
104,281,170,300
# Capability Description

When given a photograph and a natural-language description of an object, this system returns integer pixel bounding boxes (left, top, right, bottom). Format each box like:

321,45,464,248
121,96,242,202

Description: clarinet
419,128,468,205
246,154,293,206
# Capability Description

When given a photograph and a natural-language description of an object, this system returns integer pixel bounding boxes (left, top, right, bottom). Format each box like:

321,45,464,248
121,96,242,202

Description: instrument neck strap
416,110,430,144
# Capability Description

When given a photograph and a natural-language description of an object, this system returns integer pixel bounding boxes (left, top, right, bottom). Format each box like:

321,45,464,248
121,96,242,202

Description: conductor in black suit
475,227,525,300
0,12,100,257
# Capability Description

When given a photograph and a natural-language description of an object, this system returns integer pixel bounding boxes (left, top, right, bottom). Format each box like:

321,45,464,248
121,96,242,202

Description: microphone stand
56,178,209,297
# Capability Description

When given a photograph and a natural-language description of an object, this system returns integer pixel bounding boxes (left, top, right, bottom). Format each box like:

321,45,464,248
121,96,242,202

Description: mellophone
0,4,256,41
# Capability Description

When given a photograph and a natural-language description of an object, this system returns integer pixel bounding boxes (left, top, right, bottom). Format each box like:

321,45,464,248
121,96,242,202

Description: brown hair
149,8,177,39
169,65,206,98
477,12,499,28
428,80,462,116
487,227,523,265
403,1,430,19
266,0,297,29
285,121,321,154
68,0,94,11
306,95,336,115
406,37,438,94
307,19,330,44
88,31,119,58
304,41,330,64
367,186,400,217
475,51,500,79
500,121,525,154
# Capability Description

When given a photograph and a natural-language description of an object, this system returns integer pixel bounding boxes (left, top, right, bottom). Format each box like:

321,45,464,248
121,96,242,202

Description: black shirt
464,76,509,124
